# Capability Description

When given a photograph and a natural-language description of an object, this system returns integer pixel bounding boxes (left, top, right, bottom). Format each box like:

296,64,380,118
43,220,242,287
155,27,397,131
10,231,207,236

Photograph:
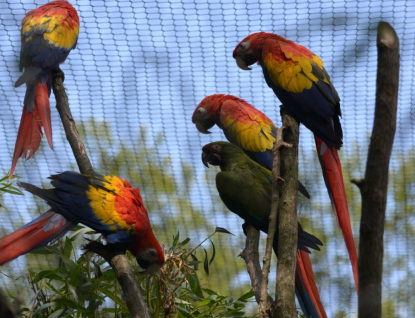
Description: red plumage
0,172,165,273
10,1,79,178
234,32,358,292
10,78,52,178
297,250,327,318
315,136,358,290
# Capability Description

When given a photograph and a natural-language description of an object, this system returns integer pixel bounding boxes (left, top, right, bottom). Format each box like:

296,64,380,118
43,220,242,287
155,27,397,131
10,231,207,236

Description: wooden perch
239,225,273,307
272,108,299,318
52,75,151,318
352,22,399,318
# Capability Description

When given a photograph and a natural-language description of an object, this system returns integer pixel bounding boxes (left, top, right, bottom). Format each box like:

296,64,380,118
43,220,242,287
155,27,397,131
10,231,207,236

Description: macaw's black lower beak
137,258,162,274
234,54,257,70
201,149,220,167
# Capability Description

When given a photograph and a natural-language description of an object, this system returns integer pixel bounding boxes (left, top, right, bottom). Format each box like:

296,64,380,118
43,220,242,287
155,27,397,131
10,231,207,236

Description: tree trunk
353,22,399,318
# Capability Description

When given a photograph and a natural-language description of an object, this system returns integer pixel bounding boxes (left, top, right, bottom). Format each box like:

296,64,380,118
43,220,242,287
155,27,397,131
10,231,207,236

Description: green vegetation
1,120,414,317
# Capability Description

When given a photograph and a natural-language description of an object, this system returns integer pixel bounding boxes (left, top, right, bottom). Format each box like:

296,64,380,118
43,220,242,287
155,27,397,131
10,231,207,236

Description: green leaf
67,283,79,303
47,309,64,318
203,248,209,275
215,227,234,235
68,226,94,239
209,240,215,265
176,306,193,318
33,302,56,317
63,237,73,258
34,270,64,283
173,232,180,246
237,289,255,302
99,286,127,309
194,298,214,310
186,273,203,299
176,237,190,248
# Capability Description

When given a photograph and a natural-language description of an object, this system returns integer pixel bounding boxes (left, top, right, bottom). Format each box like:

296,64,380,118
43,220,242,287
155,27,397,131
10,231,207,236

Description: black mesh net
0,0,414,316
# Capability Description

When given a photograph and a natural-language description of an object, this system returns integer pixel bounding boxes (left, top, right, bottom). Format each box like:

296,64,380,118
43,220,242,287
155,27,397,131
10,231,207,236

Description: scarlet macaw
233,32,358,291
10,1,80,178
192,94,309,198
0,171,164,273
202,141,326,318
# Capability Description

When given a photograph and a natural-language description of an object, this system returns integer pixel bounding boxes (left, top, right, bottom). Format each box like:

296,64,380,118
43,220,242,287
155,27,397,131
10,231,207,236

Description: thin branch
239,225,272,306
84,241,151,318
357,22,399,318
258,125,289,318
52,75,94,176
273,108,299,318
52,74,151,318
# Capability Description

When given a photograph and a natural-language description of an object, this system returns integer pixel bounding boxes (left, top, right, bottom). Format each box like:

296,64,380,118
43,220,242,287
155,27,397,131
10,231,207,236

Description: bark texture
52,75,151,318
353,22,399,318
272,109,299,318
239,225,273,307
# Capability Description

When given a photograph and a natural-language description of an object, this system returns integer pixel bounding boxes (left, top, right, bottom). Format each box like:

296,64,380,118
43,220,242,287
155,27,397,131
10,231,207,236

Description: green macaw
202,141,327,318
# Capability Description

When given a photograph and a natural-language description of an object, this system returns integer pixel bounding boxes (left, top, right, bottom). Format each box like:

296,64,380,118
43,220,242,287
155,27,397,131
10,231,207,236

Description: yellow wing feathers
220,102,276,152
263,41,330,94
22,11,79,50
86,176,133,232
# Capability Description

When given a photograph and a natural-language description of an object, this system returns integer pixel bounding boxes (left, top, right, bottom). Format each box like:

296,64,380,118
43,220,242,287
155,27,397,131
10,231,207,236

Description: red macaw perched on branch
192,94,309,198
0,171,165,273
10,1,80,178
233,32,358,291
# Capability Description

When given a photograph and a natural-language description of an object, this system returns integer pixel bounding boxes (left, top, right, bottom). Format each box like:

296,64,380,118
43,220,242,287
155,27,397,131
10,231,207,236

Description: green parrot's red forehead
202,144,222,153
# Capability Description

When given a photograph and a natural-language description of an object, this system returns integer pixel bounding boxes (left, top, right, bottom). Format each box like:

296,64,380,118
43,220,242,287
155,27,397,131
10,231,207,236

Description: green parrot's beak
201,146,221,167
202,151,211,167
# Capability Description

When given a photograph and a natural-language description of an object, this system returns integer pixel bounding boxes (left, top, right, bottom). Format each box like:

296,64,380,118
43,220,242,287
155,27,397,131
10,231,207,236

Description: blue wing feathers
19,172,134,243
262,65,342,149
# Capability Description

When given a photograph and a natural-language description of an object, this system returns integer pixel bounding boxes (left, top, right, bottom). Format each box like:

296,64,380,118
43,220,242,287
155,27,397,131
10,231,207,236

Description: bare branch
52,75,94,176
52,74,151,318
239,225,272,306
258,125,286,318
357,22,399,318
272,108,299,318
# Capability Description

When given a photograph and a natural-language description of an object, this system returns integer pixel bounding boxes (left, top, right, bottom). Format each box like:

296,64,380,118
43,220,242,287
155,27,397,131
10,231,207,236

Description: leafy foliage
7,229,254,317
0,174,23,207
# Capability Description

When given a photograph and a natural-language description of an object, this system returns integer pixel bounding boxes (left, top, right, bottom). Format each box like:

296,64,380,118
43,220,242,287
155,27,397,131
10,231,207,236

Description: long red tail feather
296,250,327,318
0,212,72,266
10,79,52,178
315,136,358,292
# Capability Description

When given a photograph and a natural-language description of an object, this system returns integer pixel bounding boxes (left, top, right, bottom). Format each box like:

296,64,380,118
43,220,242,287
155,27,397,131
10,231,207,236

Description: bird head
202,141,245,168
192,95,224,134
233,32,269,70
132,229,165,274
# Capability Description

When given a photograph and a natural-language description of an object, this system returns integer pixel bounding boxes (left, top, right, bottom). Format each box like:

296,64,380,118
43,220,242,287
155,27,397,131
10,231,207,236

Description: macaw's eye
239,42,246,50
212,145,222,152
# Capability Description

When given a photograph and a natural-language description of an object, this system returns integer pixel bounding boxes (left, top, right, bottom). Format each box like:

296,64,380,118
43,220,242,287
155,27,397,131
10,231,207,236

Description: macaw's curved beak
201,146,220,167
195,121,212,134
234,54,257,71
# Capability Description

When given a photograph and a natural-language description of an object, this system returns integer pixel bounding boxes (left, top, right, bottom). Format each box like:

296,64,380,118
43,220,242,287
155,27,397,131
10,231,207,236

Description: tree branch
52,75,151,318
357,22,399,318
84,241,151,318
272,108,299,318
52,76,94,176
258,125,290,318
239,225,273,306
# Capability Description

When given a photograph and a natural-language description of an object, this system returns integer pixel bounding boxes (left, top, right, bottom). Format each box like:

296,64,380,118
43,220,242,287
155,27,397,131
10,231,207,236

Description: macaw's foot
51,67,65,82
